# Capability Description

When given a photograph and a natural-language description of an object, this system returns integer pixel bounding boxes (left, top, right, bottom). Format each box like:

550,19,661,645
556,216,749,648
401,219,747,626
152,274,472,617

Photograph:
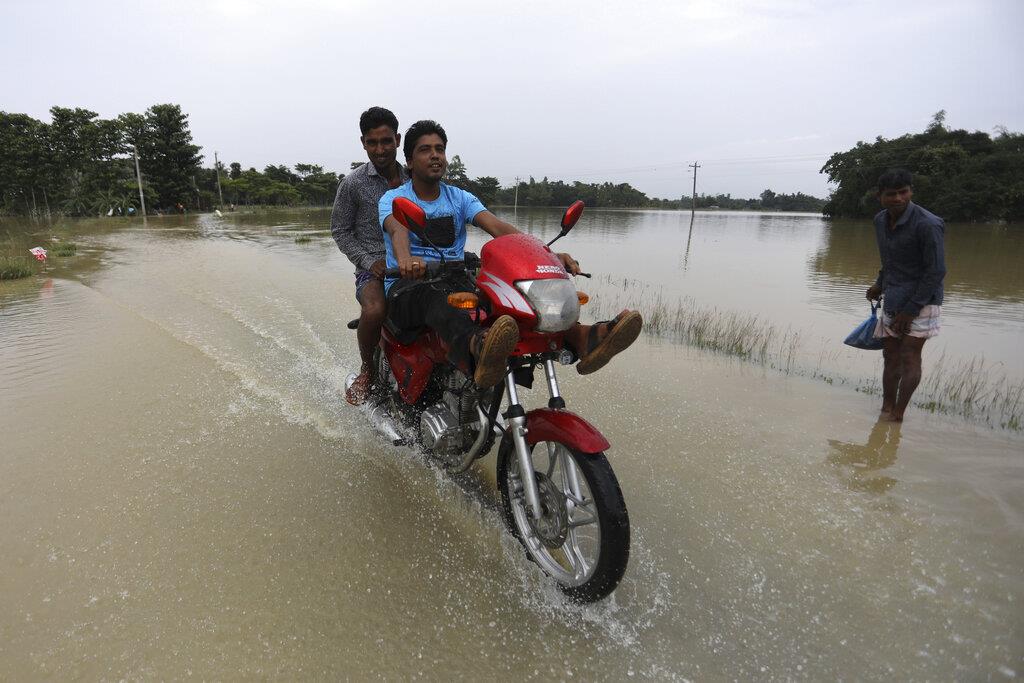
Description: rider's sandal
345,369,372,406
575,310,643,375
472,315,519,388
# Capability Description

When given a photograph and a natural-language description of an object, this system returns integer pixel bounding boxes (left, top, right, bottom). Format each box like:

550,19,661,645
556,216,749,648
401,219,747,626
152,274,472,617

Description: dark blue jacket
873,202,946,316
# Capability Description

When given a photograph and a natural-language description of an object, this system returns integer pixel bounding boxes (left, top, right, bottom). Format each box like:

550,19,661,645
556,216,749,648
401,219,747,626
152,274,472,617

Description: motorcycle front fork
502,358,563,520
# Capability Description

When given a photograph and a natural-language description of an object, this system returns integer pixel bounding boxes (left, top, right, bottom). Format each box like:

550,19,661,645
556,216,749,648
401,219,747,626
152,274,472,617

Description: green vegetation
821,111,1024,221
293,235,313,243
585,275,1022,430
52,241,77,256
0,255,35,280
1,104,196,216
443,154,823,211
222,162,341,207
1,104,344,217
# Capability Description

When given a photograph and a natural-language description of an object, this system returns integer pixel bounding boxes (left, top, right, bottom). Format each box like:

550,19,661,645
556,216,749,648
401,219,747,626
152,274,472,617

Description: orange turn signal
447,292,479,309
577,291,590,305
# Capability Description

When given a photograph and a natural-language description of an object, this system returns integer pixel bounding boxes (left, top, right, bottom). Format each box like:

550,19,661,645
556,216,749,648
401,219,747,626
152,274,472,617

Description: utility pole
214,151,224,206
688,161,701,220
133,145,146,217
192,175,201,210
514,176,521,211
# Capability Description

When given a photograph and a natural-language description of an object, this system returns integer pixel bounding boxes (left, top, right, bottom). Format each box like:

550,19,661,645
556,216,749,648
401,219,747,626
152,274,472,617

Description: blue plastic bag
844,301,884,350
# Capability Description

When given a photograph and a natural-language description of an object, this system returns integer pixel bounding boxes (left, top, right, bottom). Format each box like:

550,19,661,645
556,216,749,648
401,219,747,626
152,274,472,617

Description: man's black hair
878,168,914,190
359,107,399,136
403,120,447,160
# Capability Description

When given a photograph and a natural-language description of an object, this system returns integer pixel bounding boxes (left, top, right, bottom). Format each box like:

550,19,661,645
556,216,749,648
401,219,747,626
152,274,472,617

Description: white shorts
874,305,941,339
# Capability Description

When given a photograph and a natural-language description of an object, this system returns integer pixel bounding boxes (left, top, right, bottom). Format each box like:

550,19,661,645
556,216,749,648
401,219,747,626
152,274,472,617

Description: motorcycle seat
383,318,424,346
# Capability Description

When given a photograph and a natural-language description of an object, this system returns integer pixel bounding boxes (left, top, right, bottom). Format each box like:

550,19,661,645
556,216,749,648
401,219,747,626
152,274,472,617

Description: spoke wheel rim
506,441,603,587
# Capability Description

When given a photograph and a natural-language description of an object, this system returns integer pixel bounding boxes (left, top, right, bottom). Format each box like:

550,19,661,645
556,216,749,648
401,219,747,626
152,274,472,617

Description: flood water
1,208,1022,679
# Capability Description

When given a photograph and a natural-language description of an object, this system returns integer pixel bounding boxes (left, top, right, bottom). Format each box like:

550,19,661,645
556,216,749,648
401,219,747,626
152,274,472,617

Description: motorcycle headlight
516,278,580,332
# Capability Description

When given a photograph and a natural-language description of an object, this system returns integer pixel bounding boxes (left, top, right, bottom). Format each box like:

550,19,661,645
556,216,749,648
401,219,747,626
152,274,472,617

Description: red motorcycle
348,198,629,602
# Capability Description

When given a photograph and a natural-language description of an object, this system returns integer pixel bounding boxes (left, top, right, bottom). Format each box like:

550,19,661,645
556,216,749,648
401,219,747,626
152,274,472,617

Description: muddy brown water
1,209,1021,679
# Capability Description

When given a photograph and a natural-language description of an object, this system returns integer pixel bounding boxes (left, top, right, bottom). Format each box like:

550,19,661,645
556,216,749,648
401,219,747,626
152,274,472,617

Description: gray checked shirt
330,162,407,274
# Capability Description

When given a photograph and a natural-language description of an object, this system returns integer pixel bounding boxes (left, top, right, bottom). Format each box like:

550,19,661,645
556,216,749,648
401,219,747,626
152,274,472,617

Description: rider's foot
346,365,373,406
569,310,643,375
471,315,519,388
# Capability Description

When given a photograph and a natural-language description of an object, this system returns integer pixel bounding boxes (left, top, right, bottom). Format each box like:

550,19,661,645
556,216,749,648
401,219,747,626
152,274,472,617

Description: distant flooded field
503,208,1024,428
1,208,1021,679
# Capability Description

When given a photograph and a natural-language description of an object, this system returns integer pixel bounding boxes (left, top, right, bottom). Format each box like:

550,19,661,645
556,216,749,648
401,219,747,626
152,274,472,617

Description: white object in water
215,209,223,217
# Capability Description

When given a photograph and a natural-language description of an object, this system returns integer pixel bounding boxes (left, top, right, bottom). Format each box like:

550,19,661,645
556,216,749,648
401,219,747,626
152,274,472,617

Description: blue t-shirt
379,181,486,293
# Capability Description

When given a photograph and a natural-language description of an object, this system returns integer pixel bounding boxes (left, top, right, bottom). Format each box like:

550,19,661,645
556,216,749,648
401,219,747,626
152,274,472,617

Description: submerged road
1,213,1021,679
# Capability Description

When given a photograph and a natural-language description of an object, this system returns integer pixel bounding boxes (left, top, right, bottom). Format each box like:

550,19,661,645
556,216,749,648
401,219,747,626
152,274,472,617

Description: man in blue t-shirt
379,120,643,389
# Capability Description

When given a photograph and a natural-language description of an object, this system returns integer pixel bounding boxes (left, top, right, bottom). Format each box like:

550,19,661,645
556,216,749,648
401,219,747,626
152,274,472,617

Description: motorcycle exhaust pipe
346,372,405,446
367,403,405,446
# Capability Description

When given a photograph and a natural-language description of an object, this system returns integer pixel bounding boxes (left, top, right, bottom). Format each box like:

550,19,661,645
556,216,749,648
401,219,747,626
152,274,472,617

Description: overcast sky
4,0,1022,200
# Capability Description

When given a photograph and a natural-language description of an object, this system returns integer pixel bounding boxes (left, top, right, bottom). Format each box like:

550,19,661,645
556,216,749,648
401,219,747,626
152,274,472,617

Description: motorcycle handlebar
383,254,481,280
382,255,586,279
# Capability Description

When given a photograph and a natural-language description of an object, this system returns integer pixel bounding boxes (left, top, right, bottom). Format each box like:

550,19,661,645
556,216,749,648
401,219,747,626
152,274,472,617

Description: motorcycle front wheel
497,437,630,602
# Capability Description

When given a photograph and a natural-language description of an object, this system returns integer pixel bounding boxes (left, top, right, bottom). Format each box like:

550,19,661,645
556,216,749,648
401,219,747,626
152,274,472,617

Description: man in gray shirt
866,168,946,422
331,107,407,405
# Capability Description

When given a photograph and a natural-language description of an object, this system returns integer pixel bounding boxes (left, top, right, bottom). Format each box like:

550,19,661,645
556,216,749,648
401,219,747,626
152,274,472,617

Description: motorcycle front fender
524,408,610,455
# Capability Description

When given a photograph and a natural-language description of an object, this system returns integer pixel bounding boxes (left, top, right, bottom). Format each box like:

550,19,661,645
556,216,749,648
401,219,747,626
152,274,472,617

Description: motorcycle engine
420,370,484,456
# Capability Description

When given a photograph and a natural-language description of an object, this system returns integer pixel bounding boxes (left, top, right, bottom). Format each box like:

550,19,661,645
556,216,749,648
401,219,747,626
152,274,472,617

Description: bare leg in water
347,278,386,405
880,335,926,421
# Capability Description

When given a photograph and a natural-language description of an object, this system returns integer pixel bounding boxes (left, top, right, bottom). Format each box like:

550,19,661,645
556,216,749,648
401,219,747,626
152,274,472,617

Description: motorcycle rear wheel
497,437,629,602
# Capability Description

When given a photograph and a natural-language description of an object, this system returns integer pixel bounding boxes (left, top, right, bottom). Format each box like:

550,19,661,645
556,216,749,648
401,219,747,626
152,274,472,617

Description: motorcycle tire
496,436,629,602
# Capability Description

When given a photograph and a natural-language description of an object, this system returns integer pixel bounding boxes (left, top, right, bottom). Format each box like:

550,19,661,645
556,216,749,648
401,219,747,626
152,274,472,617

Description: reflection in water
827,420,902,494
810,219,1024,308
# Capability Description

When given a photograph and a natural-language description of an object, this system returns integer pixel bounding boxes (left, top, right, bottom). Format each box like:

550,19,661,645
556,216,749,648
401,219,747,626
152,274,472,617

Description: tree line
821,111,1024,222
443,155,824,212
2,104,203,216
3,102,831,218
0,104,346,216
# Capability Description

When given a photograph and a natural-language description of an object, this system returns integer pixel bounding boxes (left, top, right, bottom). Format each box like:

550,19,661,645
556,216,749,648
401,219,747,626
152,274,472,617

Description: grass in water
0,255,36,280
917,354,1024,430
294,235,313,243
52,242,77,257
585,275,1023,430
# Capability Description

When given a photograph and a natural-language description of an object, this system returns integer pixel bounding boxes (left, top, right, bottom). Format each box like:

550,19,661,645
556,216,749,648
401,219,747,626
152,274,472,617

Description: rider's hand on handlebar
398,256,426,279
556,252,581,276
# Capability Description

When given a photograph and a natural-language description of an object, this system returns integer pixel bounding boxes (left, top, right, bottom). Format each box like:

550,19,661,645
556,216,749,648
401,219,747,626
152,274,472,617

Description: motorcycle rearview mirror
391,196,445,264
392,197,427,235
546,200,585,247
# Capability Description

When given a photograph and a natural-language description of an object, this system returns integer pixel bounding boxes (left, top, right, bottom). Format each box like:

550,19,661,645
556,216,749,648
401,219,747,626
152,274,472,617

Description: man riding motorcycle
379,119,642,387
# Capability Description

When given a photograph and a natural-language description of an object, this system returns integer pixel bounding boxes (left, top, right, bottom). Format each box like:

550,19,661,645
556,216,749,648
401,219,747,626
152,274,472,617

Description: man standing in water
331,107,407,405
866,169,946,422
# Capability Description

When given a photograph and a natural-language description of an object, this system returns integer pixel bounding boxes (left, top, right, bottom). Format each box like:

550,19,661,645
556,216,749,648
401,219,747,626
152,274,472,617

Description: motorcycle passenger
380,119,643,389
331,106,408,405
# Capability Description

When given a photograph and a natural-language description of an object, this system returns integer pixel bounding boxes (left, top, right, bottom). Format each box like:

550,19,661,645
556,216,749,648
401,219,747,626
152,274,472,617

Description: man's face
408,133,447,183
361,124,400,172
879,185,913,216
